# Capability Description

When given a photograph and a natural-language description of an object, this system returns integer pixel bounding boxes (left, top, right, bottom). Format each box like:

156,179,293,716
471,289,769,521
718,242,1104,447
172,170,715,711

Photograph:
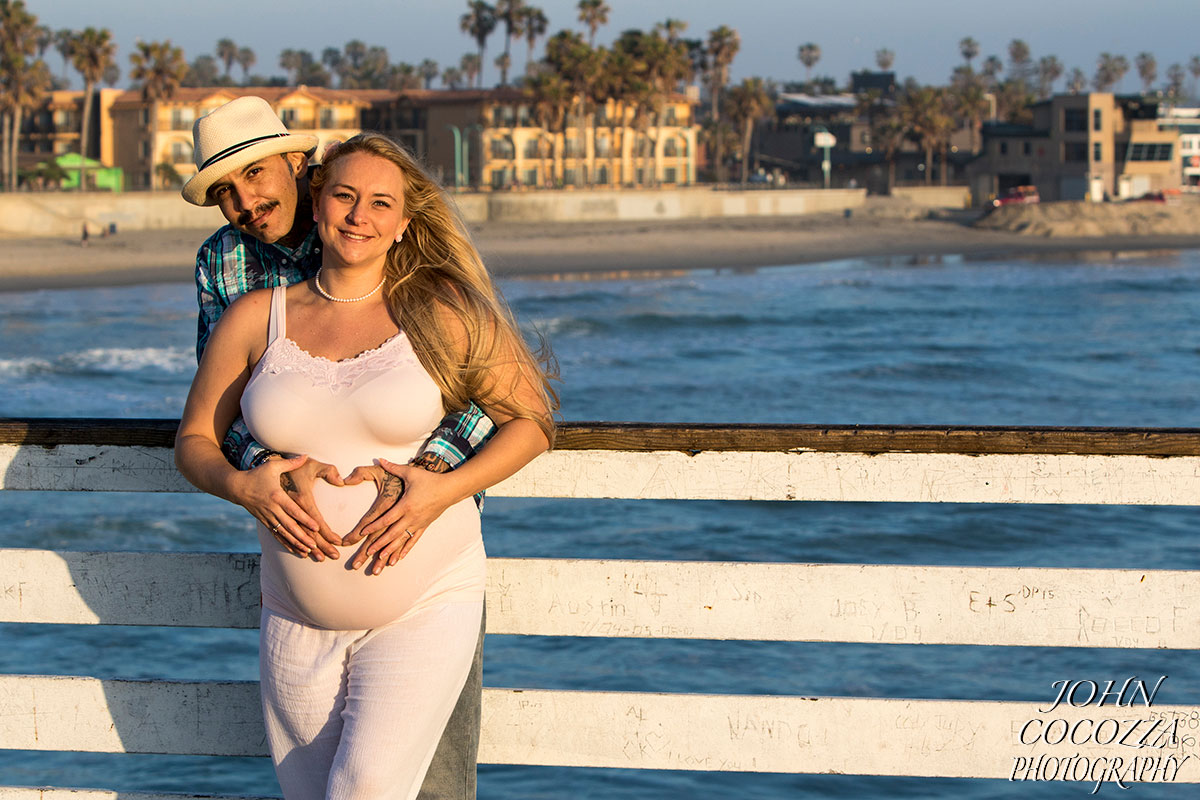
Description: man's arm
197,237,279,470
412,401,497,503
194,234,340,557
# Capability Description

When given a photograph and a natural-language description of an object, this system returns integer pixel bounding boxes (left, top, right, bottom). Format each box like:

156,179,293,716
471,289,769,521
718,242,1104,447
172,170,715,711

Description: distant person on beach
177,97,514,799
177,127,556,798
80,223,88,247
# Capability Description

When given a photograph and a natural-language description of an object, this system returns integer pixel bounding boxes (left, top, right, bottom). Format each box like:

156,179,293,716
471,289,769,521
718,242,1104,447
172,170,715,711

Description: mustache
237,201,279,226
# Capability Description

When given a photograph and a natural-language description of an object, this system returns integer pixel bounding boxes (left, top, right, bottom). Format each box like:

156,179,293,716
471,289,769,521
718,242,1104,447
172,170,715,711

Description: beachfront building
109,87,370,191
372,88,698,190
967,93,1182,204
753,73,980,192
1156,105,1200,189
21,85,698,194
17,89,123,188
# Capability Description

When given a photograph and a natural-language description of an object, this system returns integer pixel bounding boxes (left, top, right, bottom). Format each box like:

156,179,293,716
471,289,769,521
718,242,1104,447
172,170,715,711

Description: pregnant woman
175,133,556,799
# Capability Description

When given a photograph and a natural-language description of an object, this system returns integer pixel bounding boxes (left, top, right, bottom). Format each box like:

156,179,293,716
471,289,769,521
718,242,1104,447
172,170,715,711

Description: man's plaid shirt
195,223,495,506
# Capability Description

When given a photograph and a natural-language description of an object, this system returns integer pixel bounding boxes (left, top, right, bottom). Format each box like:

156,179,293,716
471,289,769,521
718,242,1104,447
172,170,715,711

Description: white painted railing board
4,675,1199,780
0,550,262,628
6,445,1200,505
6,550,1200,649
0,445,193,493
0,790,270,800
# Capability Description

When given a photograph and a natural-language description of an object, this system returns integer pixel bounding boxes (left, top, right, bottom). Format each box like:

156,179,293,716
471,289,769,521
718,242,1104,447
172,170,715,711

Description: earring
313,211,319,222
395,232,404,243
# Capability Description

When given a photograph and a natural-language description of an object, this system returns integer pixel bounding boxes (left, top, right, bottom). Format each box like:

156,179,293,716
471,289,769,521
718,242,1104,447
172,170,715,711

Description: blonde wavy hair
309,132,558,444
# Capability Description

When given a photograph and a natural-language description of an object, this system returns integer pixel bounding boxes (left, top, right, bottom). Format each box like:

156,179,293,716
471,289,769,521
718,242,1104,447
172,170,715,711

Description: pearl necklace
314,268,386,303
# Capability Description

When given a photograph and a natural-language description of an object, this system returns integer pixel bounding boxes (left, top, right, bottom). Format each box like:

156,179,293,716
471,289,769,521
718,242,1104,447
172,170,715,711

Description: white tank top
241,285,484,630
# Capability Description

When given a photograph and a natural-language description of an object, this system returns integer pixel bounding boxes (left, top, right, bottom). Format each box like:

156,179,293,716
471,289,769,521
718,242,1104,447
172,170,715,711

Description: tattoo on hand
380,473,404,501
280,472,298,495
410,453,451,473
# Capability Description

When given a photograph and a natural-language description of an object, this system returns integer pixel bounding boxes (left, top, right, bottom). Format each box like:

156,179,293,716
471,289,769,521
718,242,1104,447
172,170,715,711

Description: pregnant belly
258,496,485,631
310,480,378,536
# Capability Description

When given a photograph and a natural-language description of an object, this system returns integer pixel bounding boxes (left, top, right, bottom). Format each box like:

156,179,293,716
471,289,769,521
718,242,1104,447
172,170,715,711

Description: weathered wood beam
5,418,1200,455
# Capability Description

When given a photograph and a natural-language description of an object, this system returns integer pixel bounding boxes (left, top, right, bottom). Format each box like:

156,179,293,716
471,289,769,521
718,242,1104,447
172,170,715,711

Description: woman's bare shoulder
210,287,273,347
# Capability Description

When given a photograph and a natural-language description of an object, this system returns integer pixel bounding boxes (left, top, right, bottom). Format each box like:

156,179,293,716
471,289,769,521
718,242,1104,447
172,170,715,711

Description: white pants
259,601,483,800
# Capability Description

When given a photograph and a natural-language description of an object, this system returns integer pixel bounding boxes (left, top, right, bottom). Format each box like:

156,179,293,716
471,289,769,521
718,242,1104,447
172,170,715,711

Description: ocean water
3,250,1200,797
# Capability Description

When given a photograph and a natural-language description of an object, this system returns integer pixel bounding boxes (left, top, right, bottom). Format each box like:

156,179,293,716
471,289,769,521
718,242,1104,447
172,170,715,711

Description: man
182,96,492,800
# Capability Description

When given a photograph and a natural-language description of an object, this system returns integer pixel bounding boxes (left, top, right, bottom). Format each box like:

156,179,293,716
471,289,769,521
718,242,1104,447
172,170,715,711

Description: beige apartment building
373,88,698,190
968,93,1181,203
109,86,370,190
20,88,123,172
21,85,697,194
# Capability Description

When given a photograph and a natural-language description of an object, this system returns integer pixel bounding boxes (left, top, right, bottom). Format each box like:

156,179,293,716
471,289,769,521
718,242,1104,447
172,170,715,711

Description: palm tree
638,30,690,186
726,77,770,183
959,37,979,68
705,25,739,182
1135,52,1156,94
236,47,255,83
53,27,71,80
279,48,302,84
321,47,345,86
4,59,49,190
1109,54,1130,91
1166,63,1185,100
875,48,894,71
519,5,548,73
495,51,512,86
1066,67,1087,94
524,67,570,184
68,26,116,192
1007,39,1032,83
597,43,637,184
460,1,496,88
898,83,953,186
577,0,609,47
387,62,421,91
797,43,820,82
418,59,439,89
981,55,1003,86
1035,55,1063,98
952,72,989,152
460,52,482,89
129,39,187,189
496,0,526,66
657,18,687,43
216,38,237,78
102,61,120,87
543,30,606,183
442,66,465,89
0,0,43,190
183,54,220,87
33,23,50,59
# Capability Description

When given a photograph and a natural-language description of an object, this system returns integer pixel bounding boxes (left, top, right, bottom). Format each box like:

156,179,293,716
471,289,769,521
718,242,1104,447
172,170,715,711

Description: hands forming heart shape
249,455,459,576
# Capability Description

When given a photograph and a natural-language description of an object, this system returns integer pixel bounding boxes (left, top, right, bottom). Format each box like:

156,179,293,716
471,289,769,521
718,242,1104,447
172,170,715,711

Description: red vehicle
991,185,1040,209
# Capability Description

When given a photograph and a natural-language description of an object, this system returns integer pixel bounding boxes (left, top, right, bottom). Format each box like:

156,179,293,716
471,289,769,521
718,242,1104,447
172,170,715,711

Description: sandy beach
3,201,1200,291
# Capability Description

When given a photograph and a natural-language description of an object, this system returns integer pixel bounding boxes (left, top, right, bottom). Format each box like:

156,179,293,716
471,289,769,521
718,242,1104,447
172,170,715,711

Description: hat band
199,132,290,171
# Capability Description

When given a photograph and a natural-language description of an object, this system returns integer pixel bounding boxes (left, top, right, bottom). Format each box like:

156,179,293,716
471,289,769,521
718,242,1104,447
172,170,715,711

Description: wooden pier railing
3,418,1200,798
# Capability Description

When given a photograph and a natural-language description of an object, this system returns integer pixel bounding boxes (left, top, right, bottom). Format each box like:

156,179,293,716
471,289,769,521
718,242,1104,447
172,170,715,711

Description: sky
29,0,1200,94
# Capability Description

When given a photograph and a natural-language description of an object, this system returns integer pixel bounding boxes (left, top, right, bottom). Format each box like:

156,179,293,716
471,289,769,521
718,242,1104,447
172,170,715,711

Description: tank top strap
267,284,287,344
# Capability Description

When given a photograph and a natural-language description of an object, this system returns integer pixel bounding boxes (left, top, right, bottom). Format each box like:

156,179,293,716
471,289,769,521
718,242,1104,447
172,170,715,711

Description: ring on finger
404,529,414,538
271,522,282,532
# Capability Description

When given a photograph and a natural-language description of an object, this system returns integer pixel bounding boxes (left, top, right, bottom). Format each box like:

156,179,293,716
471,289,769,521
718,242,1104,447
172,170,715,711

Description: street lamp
813,125,836,189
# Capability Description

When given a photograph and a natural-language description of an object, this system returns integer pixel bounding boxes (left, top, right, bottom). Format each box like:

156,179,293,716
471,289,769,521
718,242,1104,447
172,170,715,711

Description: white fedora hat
181,96,318,206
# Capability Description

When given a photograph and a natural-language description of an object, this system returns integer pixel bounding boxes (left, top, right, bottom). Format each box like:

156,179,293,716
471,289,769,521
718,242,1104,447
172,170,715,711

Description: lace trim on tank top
256,333,420,394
